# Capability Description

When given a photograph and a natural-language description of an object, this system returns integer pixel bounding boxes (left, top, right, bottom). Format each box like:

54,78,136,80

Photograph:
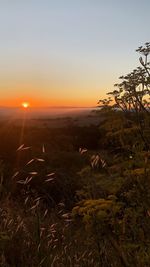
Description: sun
22,102,30,109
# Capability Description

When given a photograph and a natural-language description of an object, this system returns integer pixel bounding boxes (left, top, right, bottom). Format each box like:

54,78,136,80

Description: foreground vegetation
0,43,150,266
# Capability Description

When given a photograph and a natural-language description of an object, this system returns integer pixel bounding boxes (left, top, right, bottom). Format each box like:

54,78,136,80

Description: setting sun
22,102,30,108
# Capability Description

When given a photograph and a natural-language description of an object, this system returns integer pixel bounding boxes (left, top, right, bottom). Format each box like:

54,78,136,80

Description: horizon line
0,105,97,109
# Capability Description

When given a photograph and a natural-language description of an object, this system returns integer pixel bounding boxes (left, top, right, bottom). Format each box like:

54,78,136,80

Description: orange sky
1,95,99,108
0,75,111,107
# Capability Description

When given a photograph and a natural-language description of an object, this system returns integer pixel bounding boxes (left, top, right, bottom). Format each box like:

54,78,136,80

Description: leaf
12,171,19,179
26,176,33,183
17,180,25,184
79,148,88,154
62,213,70,218
46,172,55,177
26,159,35,165
36,158,45,162
43,209,48,217
16,144,24,151
42,144,45,153
21,146,31,150
24,196,29,205
45,178,54,182
30,202,39,211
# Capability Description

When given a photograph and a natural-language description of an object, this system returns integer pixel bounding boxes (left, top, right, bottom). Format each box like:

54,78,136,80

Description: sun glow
22,102,30,108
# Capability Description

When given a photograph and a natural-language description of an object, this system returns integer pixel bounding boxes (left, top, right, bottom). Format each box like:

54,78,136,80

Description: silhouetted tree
98,42,150,149
107,42,150,114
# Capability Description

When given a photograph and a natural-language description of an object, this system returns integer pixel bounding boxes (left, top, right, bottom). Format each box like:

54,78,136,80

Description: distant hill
0,107,97,119
0,107,103,128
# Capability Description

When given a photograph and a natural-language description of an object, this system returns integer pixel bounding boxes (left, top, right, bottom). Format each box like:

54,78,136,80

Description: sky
0,0,150,107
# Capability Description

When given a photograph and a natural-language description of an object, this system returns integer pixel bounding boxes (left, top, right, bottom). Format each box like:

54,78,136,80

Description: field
0,106,150,267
